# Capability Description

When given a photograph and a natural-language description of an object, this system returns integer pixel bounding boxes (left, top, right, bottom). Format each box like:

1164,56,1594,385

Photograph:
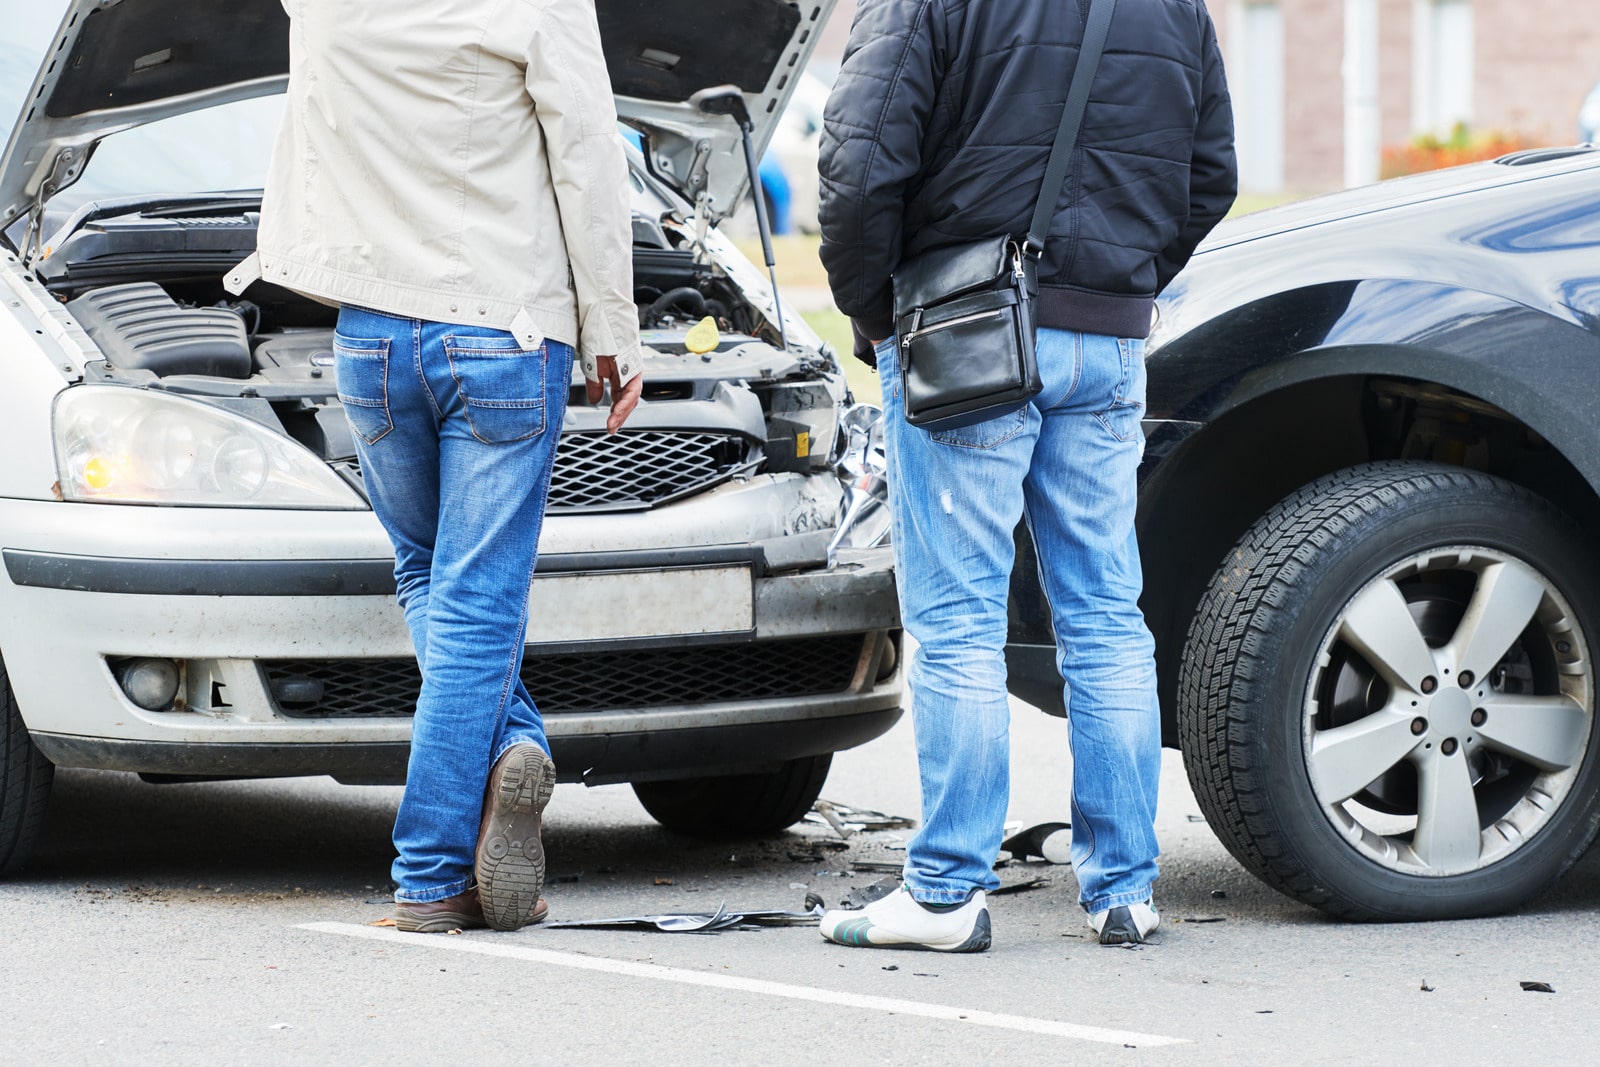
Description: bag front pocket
444,335,548,444
333,334,394,445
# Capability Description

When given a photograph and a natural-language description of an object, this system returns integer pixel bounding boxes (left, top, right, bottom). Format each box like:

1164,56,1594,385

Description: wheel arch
1139,342,1600,745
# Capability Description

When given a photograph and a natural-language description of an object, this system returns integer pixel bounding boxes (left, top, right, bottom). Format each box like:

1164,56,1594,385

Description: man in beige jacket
232,0,643,933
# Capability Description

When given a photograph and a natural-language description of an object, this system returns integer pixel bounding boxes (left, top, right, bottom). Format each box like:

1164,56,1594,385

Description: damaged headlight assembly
52,386,365,509
827,403,890,561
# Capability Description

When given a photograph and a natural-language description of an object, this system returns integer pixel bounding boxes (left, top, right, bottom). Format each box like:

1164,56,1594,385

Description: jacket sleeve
525,0,642,384
1154,6,1237,294
818,0,943,361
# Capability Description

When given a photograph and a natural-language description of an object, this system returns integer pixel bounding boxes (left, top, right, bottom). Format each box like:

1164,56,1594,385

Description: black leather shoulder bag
891,0,1117,431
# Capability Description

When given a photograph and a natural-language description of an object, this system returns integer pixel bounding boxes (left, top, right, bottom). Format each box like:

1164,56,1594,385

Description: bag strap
1025,0,1118,256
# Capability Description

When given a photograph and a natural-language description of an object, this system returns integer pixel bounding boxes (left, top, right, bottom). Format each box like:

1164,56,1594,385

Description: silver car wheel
1304,546,1594,877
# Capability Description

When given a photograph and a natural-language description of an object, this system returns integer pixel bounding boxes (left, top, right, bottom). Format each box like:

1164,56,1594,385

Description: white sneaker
820,885,991,952
1087,900,1159,945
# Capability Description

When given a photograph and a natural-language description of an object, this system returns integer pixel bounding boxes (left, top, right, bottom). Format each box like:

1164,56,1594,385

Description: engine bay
34,198,846,486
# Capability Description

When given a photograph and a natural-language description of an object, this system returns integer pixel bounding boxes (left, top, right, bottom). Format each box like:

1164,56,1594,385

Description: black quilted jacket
818,0,1236,362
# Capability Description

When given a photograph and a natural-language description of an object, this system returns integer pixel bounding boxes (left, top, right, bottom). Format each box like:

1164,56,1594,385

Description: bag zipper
901,308,1006,349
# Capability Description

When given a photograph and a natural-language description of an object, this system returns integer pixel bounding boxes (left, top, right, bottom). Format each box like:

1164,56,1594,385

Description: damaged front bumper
0,494,902,785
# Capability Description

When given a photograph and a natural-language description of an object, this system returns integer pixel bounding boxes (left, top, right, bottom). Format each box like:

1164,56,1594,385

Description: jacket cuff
853,309,895,344
579,342,642,385
579,316,642,384
851,319,882,367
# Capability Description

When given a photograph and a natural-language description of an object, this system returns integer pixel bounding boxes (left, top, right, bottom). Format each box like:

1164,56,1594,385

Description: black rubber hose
644,286,708,326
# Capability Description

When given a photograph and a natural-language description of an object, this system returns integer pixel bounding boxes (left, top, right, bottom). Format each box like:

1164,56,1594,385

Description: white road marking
300,922,1188,1047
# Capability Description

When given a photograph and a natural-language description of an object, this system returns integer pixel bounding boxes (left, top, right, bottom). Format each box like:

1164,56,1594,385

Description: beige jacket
229,0,641,384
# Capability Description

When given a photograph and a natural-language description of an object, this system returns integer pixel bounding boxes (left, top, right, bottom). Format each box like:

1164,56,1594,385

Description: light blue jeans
333,306,572,904
877,327,1161,914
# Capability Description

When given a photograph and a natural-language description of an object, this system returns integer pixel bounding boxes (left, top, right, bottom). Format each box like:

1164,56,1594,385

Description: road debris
1000,822,1073,864
1176,916,1226,924
806,800,916,840
850,860,903,875
544,900,823,933
368,917,397,928
653,877,675,886
1520,981,1556,993
812,801,854,839
1420,980,1434,992
989,878,1050,897
843,876,900,910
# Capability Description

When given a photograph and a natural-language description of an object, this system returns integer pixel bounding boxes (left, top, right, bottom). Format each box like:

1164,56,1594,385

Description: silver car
0,0,900,872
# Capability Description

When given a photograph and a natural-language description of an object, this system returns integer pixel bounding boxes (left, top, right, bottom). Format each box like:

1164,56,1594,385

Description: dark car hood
1,0,832,235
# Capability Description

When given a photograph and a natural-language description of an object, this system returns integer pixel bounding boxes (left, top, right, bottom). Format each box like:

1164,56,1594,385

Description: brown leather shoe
475,743,557,931
394,886,549,934
395,886,486,934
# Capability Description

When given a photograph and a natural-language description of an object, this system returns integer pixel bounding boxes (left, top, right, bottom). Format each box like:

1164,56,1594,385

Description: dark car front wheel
633,754,831,837
0,654,53,875
1178,462,1600,921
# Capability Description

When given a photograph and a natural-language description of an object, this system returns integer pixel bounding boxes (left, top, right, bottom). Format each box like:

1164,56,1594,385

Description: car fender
1150,277,1600,486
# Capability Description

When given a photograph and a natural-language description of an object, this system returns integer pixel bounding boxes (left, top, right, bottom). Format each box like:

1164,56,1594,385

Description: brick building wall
1215,0,1600,191
1474,0,1600,142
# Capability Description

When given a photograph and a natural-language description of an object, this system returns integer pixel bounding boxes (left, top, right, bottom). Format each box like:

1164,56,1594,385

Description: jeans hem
1081,887,1155,914
904,878,995,904
394,875,474,904
493,734,550,765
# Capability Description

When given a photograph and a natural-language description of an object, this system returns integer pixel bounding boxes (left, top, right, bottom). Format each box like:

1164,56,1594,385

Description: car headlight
53,386,365,509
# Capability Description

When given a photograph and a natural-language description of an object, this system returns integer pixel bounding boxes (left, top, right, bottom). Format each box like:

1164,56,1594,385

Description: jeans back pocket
1094,337,1146,443
444,335,548,444
333,334,394,445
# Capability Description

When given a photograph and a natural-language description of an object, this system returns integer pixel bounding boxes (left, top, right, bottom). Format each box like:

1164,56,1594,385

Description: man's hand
586,355,643,434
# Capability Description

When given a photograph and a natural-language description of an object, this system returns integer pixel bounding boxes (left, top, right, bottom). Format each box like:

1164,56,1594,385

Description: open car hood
1,0,833,237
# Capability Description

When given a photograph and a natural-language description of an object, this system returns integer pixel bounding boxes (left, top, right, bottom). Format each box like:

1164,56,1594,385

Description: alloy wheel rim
1302,546,1593,877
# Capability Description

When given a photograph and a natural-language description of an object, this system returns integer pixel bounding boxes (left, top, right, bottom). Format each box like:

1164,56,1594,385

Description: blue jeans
878,327,1161,913
333,306,572,904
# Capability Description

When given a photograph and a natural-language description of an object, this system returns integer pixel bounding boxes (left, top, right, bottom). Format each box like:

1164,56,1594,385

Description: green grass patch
802,307,882,407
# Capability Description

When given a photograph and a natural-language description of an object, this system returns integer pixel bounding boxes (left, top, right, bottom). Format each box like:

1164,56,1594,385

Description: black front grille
547,430,754,511
345,429,754,511
264,634,866,719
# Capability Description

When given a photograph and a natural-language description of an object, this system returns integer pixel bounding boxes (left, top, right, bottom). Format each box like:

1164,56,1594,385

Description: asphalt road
4,699,1600,1065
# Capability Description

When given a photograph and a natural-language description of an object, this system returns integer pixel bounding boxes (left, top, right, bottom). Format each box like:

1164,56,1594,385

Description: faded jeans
877,327,1161,913
333,306,571,904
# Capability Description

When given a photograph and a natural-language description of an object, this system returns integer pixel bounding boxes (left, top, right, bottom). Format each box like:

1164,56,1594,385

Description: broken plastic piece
850,860,903,875
805,799,917,838
543,901,823,933
989,877,1050,897
1000,822,1073,864
843,876,901,910
1520,981,1556,993
813,800,854,840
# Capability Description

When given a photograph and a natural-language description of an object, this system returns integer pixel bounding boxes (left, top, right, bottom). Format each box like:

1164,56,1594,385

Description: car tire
0,654,53,875
633,754,831,837
1178,461,1600,921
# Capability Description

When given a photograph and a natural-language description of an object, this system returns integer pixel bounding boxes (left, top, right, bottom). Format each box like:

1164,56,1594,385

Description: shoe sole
476,746,557,932
822,909,992,953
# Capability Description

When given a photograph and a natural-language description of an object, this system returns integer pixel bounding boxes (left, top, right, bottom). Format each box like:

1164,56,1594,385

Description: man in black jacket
817,0,1234,951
